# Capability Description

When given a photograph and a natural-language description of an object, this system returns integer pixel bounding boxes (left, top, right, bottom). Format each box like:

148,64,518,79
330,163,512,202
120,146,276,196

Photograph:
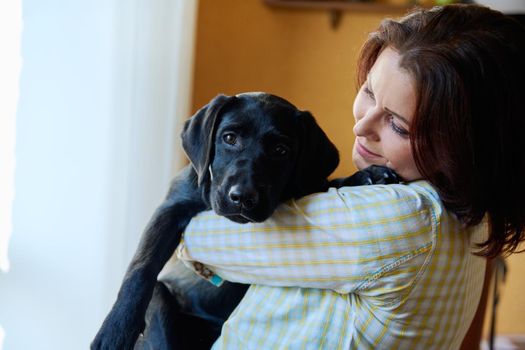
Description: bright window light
0,1,22,348
0,0,22,275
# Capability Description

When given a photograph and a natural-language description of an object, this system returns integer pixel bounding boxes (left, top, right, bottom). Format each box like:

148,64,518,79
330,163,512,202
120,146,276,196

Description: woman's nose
353,110,380,140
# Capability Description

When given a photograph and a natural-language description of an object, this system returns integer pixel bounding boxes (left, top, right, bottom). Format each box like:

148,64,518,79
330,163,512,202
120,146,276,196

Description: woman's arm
179,182,439,294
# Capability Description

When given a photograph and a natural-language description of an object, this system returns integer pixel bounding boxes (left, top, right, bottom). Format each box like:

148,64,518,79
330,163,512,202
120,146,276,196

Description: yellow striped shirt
177,181,487,349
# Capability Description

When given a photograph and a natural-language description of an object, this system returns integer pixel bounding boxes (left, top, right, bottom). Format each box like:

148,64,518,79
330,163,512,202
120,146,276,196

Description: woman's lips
356,141,382,159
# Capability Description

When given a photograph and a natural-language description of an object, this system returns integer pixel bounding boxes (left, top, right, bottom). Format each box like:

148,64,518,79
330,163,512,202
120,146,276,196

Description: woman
179,4,525,349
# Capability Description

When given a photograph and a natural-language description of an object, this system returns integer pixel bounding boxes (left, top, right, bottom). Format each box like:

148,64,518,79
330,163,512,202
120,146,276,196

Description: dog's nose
228,185,259,210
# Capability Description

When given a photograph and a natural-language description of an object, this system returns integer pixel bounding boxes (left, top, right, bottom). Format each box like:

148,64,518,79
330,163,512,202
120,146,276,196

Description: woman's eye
223,133,237,145
388,116,409,138
273,144,290,157
364,86,375,100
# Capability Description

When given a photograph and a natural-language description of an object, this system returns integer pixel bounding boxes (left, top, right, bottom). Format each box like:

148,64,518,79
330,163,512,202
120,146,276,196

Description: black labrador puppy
91,92,398,350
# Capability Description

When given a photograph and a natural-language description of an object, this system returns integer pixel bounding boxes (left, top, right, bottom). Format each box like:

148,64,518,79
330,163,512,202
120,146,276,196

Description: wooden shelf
264,0,423,13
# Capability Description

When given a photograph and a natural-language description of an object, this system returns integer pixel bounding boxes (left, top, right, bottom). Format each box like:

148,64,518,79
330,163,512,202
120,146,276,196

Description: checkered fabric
178,181,487,349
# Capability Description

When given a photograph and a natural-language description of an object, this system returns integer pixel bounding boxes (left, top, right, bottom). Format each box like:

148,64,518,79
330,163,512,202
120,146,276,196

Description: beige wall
191,0,525,336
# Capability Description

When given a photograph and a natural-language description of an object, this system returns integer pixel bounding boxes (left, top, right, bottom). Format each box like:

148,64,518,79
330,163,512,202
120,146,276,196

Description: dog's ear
181,94,234,186
291,111,340,197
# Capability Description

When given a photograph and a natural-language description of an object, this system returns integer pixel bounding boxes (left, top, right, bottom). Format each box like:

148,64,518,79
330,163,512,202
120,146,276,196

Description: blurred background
0,0,523,349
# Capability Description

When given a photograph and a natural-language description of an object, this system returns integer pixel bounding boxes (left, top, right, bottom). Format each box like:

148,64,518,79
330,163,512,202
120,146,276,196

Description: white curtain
0,0,22,275
0,1,199,349
0,1,22,347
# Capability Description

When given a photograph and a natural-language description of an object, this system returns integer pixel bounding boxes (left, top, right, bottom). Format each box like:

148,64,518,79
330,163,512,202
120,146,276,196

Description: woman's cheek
387,146,422,181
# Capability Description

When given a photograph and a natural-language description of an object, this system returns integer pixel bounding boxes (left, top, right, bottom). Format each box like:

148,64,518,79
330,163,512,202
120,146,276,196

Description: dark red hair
357,4,525,257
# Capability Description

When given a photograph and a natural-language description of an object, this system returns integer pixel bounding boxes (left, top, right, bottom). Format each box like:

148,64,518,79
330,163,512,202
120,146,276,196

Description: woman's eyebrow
367,72,409,124
385,107,410,125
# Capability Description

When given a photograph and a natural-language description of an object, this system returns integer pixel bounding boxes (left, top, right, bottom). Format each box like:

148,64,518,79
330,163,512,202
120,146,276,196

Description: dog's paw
329,165,401,188
360,165,401,185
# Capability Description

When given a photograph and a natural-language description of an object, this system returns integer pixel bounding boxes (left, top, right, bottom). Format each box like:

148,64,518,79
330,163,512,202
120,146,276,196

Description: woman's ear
181,94,235,186
291,110,340,197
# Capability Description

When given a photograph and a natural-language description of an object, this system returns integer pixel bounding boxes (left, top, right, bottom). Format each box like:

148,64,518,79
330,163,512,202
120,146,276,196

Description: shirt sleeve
177,181,440,294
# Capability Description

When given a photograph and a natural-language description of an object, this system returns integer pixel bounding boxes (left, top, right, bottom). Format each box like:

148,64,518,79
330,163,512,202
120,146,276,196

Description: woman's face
352,47,422,182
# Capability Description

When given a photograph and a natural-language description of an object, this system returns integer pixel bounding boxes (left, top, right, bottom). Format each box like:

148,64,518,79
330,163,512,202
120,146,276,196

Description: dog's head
182,92,339,223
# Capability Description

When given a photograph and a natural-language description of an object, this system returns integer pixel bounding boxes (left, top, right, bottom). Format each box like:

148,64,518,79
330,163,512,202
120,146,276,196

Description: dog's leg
91,167,207,350
134,282,180,350
154,260,249,349
136,281,222,350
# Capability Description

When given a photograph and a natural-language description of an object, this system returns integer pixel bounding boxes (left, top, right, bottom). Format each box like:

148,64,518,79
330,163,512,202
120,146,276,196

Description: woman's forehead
368,48,417,124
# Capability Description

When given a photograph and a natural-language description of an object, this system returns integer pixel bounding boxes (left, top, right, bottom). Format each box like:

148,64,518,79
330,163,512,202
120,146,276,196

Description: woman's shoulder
334,179,441,202
278,180,445,231
279,181,443,259
306,180,444,222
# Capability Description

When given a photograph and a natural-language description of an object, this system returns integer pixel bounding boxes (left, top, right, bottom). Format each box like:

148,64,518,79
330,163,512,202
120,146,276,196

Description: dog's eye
273,144,290,157
223,133,237,145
